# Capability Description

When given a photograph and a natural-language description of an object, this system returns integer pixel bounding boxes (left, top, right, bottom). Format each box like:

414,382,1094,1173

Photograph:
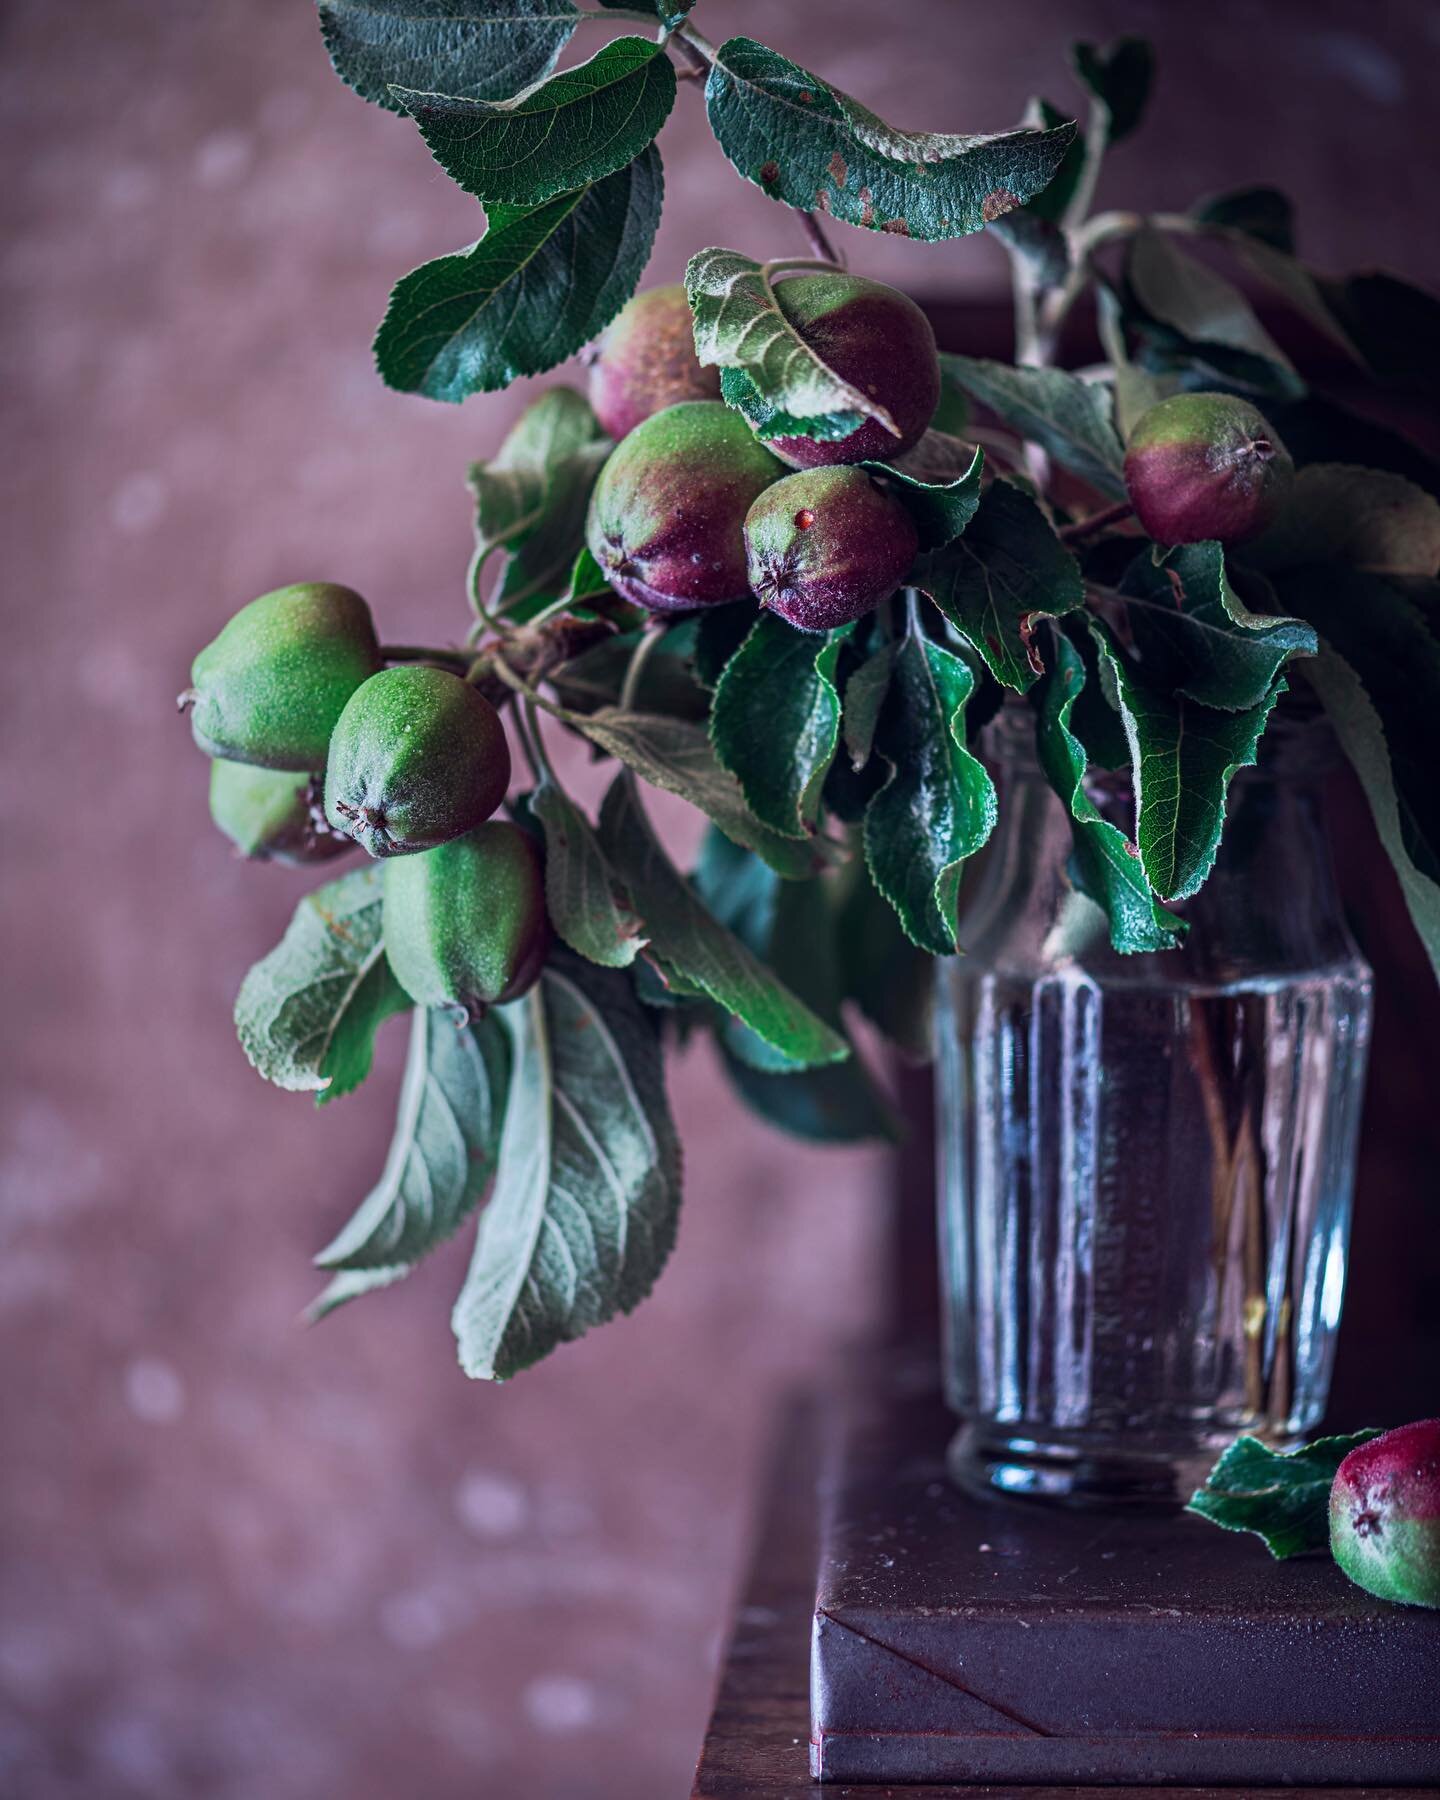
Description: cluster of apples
182,587,547,1022
584,276,937,632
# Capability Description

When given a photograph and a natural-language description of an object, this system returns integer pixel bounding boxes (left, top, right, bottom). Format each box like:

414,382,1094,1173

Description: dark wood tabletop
691,1386,1436,1800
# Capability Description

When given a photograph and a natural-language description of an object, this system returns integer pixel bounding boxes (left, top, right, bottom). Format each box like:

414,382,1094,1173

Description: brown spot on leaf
882,217,910,237
759,160,780,186
794,509,816,530
857,186,874,227
1124,840,1142,860
1018,611,1046,676
827,151,848,188
798,89,814,104
981,187,1022,223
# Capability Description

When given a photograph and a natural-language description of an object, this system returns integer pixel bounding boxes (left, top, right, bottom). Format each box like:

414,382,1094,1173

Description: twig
796,209,843,267
619,621,667,712
669,31,710,78
669,27,843,271
1058,500,1134,544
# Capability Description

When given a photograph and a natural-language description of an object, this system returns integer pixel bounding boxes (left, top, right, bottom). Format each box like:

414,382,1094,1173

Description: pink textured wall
2,2,1435,1794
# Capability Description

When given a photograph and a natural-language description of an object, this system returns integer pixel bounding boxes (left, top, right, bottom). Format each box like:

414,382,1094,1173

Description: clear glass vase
936,698,1373,1508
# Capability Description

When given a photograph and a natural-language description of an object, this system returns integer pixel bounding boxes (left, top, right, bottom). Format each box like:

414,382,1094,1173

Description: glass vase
936,699,1373,1507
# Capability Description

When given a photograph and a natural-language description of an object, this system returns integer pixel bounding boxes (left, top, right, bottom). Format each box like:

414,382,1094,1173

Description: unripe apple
1123,392,1293,545
1330,1420,1440,1609
744,467,918,632
209,761,350,866
324,665,510,857
182,582,381,770
587,284,720,440
383,820,550,1021
763,274,940,469
586,401,784,612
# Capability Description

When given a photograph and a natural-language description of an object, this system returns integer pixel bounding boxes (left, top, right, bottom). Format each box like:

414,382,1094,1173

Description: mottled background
3,2,1438,1796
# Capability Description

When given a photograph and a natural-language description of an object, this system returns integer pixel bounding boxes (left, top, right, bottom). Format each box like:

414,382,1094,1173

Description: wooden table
691,1376,1438,1798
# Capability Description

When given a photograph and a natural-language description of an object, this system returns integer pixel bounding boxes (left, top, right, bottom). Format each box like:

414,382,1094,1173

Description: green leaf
563,704,820,877
1187,1430,1383,1559
835,850,934,1061
548,620,708,720
692,835,897,1142
863,630,997,954
1315,272,1440,407
307,1263,415,1324
914,479,1085,692
397,36,676,207
1125,225,1302,399
1119,542,1316,712
704,38,1076,242
1245,464,1440,579
841,641,895,771
864,443,983,549
1018,97,1085,225
563,544,612,609
686,248,898,440
598,0,694,23
1270,566,1440,976
939,356,1126,499
710,614,844,838
1070,37,1154,144
468,388,609,610
1190,184,1296,253
374,144,662,402
530,774,647,967
1033,633,1185,955
234,865,409,1097
718,1043,897,1142
451,950,682,1379
1089,620,1285,902
597,776,848,1067
318,0,578,114
316,1007,510,1280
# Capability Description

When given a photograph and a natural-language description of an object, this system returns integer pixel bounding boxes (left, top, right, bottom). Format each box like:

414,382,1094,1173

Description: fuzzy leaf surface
316,1006,510,1282
234,865,409,1097
531,775,647,967
397,37,676,206
694,834,898,1143
469,387,609,609
1125,225,1301,398
1119,543,1316,712
686,247,897,438
1090,621,1284,902
564,704,819,877
710,613,845,838
1033,633,1184,954
451,951,681,1379
318,0,577,113
704,38,1076,241
864,442,983,549
939,356,1126,498
374,145,661,401
1187,1430,1382,1559
914,479,1085,691
842,642,896,771
598,778,848,1067
863,632,997,954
